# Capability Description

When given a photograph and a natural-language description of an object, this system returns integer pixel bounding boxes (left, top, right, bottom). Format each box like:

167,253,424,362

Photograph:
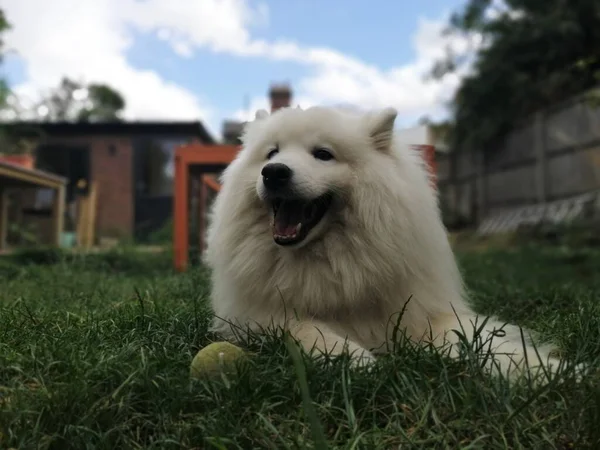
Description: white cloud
308,17,474,124
3,0,258,135
3,0,473,137
227,16,473,127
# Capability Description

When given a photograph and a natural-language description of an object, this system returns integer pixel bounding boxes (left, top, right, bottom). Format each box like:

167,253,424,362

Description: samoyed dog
204,105,561,378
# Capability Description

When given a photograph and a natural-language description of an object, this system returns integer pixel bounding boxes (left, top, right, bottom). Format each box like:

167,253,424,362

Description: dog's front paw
348,347,377,369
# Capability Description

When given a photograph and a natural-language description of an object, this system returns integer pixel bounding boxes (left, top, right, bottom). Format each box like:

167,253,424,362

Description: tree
431,0,600,153
0,8,11,111
0,8,23,155
0,8,126,155
36,76,126,122
78,83,126,122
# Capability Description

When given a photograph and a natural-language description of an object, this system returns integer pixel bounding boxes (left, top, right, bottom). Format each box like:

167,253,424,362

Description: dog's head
230,105,398,248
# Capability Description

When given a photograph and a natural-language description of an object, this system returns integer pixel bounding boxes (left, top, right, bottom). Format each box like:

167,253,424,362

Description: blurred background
0,0,599,256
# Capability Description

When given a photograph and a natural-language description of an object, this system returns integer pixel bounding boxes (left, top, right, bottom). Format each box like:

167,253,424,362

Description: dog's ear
255,109,269,120
367,107,397,152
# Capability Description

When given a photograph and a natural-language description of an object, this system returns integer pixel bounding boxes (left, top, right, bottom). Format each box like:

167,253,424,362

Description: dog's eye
313,147,334,161
266,146,279,160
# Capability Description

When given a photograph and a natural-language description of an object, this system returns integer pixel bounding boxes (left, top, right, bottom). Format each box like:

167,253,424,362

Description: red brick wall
42,136,134,239
90,137,133,238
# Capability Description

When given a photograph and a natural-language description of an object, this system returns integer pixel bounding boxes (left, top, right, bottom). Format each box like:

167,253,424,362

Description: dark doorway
32,144,91,234
36,144,91,203
133,136,191,242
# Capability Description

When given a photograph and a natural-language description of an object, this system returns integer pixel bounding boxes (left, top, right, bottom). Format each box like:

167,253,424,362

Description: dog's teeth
273,223,302,243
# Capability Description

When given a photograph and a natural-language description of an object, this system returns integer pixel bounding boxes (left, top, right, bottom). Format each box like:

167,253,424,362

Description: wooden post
475,150,487,223
173,153,189,272
198,175,208,254
52,184,66,247
0,187,8,251
76,191,87,248
533,111,547,204
86,182,98,248
171,143,240,272
446,152,457,216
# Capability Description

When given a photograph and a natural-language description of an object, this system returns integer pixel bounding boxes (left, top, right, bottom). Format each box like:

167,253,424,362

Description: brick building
4,82,293,245
5,121,214,242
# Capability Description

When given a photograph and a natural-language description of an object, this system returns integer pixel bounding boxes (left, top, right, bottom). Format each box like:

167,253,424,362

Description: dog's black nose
262,163,292,191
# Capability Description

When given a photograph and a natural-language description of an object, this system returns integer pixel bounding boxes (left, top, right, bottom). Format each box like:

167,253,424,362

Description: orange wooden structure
412,144,437,189
173,143,438,272
173,143,240,272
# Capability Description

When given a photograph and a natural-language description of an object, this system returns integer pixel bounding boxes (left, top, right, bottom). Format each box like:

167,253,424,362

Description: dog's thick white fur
205,105,560,378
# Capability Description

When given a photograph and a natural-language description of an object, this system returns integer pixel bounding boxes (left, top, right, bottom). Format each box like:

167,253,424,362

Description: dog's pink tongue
275,220,297,236
274,201,301,236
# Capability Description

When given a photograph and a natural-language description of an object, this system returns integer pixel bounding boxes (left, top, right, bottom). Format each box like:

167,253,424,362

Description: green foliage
0,8,12,149
76,83,126,122
0,123,46,155
0,9,126,159
1,246,174,274
36,76,126,122
0,8,10,82
0,8,125,124
432,0,600,152
0,9,37,155
145,217,174,245
0,246,599,448
0,79,8,111
7,222,39,246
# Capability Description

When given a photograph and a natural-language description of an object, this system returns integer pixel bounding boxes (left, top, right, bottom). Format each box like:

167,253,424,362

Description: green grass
1,245,599,449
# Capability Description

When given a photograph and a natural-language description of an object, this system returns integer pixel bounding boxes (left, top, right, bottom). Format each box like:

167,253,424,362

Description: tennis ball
190,342,247,379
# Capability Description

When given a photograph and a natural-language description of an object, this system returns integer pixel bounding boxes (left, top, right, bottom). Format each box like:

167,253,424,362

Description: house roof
1,120,216,144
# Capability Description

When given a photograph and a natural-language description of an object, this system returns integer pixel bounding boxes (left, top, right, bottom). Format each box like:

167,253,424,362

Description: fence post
534,111,547,204
447,151,457,214
475,150,487,223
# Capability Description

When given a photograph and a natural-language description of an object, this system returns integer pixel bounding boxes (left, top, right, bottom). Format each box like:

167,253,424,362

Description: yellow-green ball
190,342,247,379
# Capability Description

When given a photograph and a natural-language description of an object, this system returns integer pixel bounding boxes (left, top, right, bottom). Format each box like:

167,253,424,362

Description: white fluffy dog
205,105,560,378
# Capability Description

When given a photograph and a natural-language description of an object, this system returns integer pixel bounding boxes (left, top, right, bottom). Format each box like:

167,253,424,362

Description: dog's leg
429,313,561,379
287,319,376,367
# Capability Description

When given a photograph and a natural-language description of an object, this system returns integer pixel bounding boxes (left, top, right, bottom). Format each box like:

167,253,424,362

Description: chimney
269,83,292,113
222,120,244,145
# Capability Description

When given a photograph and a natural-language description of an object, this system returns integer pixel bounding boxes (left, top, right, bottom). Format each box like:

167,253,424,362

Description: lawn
0,244,599,449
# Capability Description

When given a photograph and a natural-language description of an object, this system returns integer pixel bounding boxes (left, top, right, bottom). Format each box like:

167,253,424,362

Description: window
134,137,191,196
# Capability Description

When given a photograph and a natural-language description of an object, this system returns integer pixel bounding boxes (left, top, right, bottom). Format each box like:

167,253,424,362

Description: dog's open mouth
270,194,333,246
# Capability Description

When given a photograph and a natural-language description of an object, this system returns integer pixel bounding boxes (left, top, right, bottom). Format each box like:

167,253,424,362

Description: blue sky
3,0,466,139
